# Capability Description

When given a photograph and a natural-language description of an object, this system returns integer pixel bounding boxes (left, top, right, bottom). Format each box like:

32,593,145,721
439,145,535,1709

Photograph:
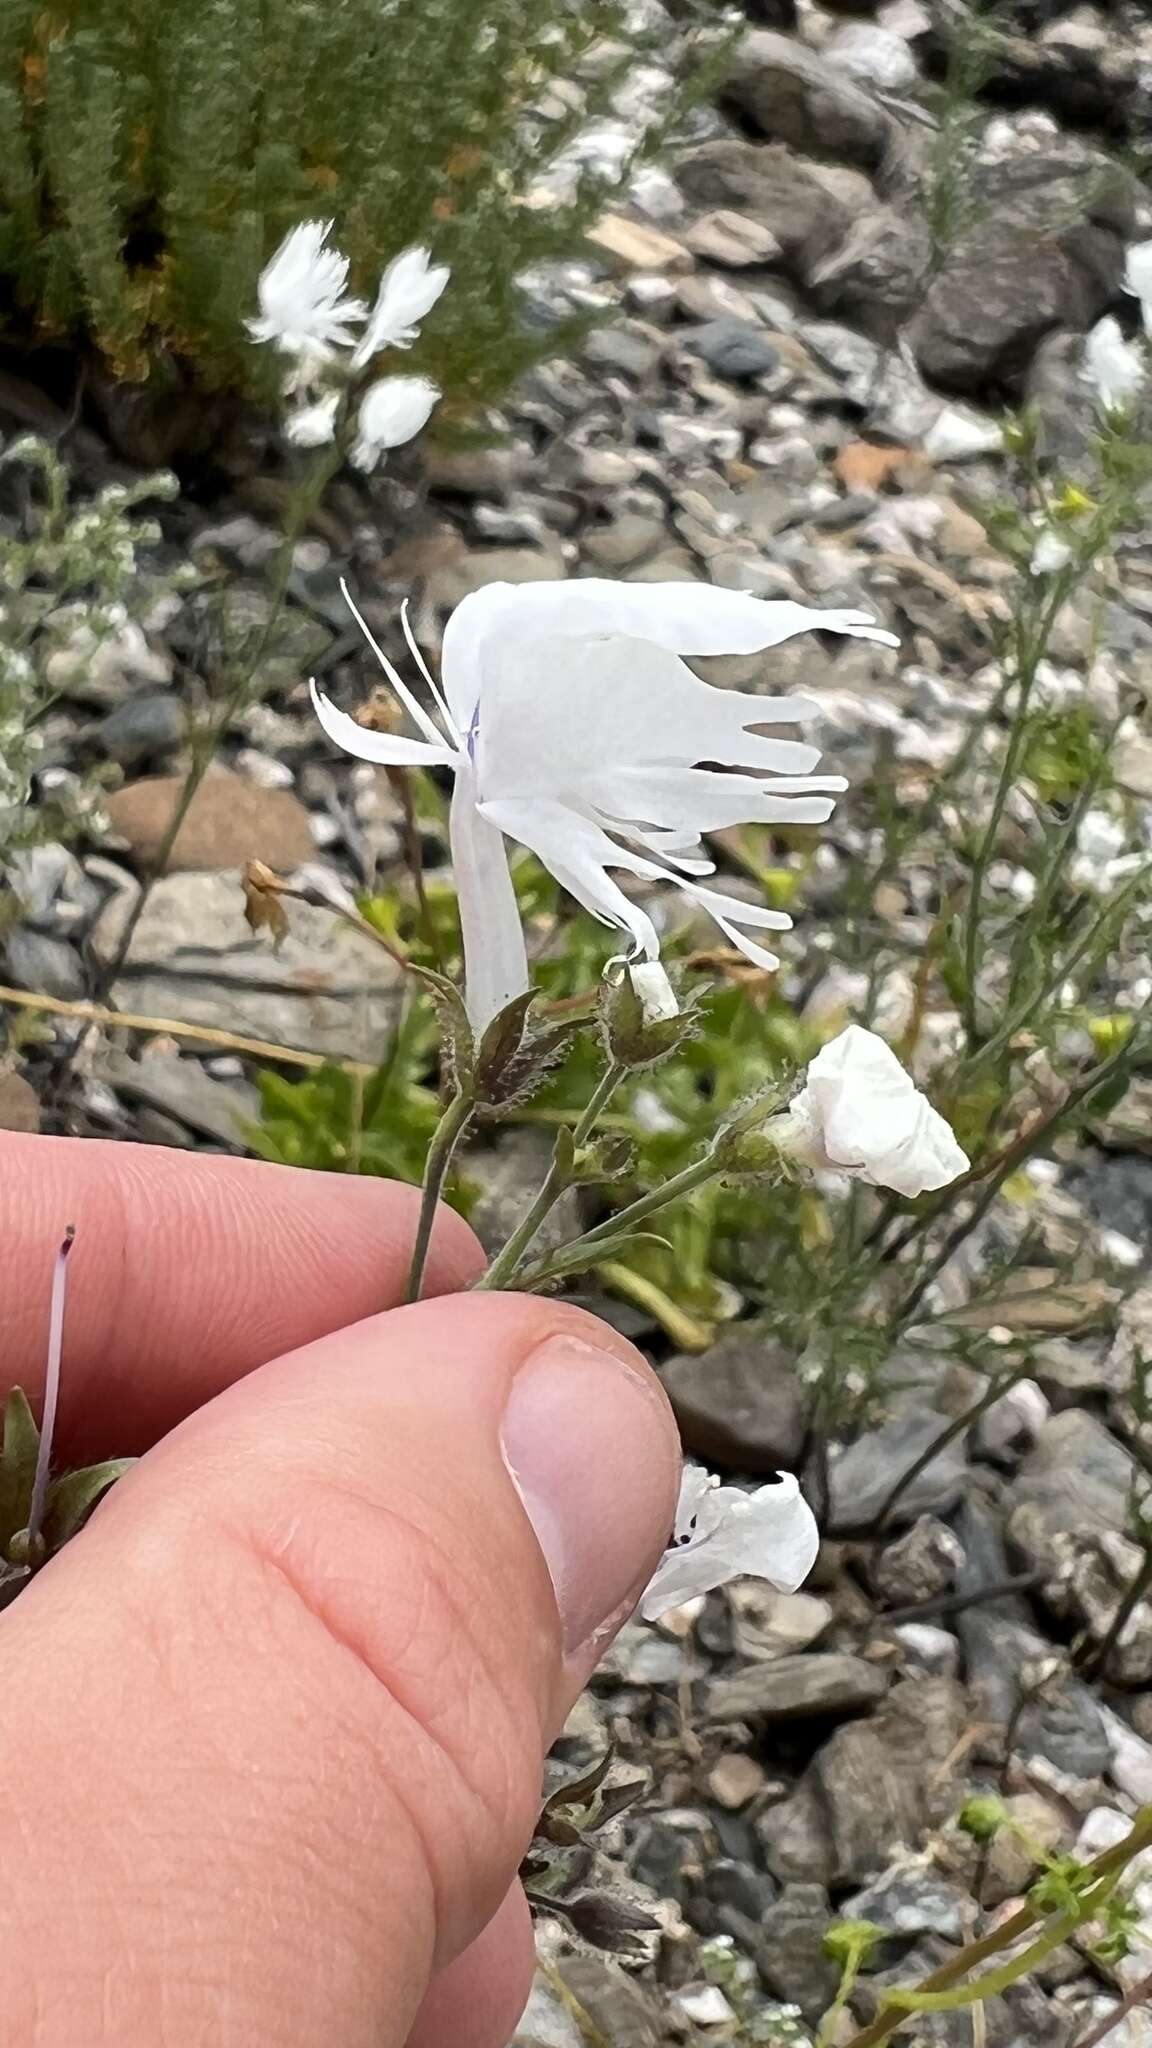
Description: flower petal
351,375,439,469
791,1025,969,1198
481,797,661,959
310,681,455,767
639,1470,819,1620
351,245,450,368
475,635,837,806
450,763,530,1036
1124,239,1152,331
442,578,896,729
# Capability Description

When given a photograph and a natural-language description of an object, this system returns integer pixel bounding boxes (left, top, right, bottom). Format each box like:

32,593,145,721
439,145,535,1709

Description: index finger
1,1132,482,1458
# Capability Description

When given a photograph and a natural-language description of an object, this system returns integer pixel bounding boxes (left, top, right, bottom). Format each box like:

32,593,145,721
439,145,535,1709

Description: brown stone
0,1069,40,1132
833,440,917,491
104,770,315,874
587,212,693,273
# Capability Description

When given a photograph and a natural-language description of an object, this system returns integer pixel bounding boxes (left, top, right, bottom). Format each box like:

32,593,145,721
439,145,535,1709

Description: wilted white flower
351,375,440,470
1124,239,1152,333
312,578,898,1033
639,1464,819,1621
352,245,450,368
1029,529,1073,577
284,392,341,448
247,220,367,363
1083,317,1144,413
629,960,679,1024
779,1023,969,1198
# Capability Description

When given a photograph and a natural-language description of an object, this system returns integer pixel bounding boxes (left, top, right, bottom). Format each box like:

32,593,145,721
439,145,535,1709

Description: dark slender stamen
25,1227,76,1554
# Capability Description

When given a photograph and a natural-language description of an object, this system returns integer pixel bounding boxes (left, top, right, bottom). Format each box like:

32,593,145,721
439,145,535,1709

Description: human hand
0,1131,680,2046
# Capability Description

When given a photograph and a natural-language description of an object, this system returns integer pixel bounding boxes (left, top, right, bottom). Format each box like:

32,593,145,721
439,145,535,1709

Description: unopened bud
958,1794,1008,1842
601,959,690,1068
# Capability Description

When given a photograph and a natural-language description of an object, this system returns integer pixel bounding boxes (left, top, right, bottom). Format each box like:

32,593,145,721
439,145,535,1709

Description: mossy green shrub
0,0,659,417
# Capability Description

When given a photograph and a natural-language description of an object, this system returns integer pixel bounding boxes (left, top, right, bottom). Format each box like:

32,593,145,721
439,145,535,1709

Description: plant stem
479,1063,627,1291
840,1807,1152,2048
1078,1541,1152,1681
91,446,341,1007
0,981,375,1074
406,1089,474,1303
869,1374,1016,1534
1071,1968,1152,2048
516,1149,720,1291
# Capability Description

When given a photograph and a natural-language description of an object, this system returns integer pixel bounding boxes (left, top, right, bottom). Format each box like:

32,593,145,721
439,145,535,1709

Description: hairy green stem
479,1063,628,1291
840,1807,1152,2048
407,1090,474,1303
516,1149,721,1291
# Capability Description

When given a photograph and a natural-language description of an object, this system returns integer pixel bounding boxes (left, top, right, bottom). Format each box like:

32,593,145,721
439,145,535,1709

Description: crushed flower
778,1023,969,1199
639,1463,819,1621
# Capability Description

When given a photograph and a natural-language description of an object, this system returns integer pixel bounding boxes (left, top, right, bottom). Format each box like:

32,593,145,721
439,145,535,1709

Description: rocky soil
5,2,1152,2042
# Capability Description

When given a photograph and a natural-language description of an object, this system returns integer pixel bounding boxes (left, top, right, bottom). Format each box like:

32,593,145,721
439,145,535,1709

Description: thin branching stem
480,1062,628,1290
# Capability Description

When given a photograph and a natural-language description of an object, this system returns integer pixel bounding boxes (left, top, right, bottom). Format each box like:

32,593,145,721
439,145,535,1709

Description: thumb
0,1294,680,2048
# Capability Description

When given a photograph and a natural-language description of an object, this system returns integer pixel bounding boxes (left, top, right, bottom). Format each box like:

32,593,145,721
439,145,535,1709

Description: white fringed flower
311,578,898,1033
1083,317,1144,413
351,374,441,470
352,245,450,368
1124,240,1152,333
639,1464,819,1621
780,1023,968,1199
246,220,367,363
1029,529,1073,577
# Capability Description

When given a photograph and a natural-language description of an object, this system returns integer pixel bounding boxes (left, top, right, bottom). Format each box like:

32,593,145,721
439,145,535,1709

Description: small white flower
285,392,341,447
780,1023,968,1199
351,245,450,368
1082,316,1144,413
629,960,679,1024
1029,529,1073,577
311,578,897,1034
1124,239,1152,333
639,1463,819,1621
351,375,440,470
247,220,367,362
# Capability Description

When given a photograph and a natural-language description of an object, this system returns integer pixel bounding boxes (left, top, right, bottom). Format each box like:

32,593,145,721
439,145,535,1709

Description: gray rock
823,1412,968,1532
6,842,76,925
909,155,1135,393
756,1883,841,2022
94,692,187,765
758,1678,968,1886
4,925,85,1001
874,1516,965,1607
513,1976,585,2048
95,1050,259,1150
703,1652,889,1725
843,1864,970,1946
552,1956,661,2048
676,140,870,276
659,1323,807,1474
682,319,780,380
809,205,933,342
1016,1677,1111,1780
90,869,403,1063
468,1129,582,1259
583,321,663,382
825,23,920,91
1068,1151,1152,1253
582,511,665,569
1008,1411,1136,1576
722,30,897,172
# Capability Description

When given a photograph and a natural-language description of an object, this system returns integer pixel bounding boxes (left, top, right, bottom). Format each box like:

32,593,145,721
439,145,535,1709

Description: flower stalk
479,1061,629,1290
406,1088,475,1302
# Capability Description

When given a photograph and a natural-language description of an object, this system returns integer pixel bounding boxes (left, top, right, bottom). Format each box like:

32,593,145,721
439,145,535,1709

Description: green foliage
0,0,684,410
245,1000,444,1182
